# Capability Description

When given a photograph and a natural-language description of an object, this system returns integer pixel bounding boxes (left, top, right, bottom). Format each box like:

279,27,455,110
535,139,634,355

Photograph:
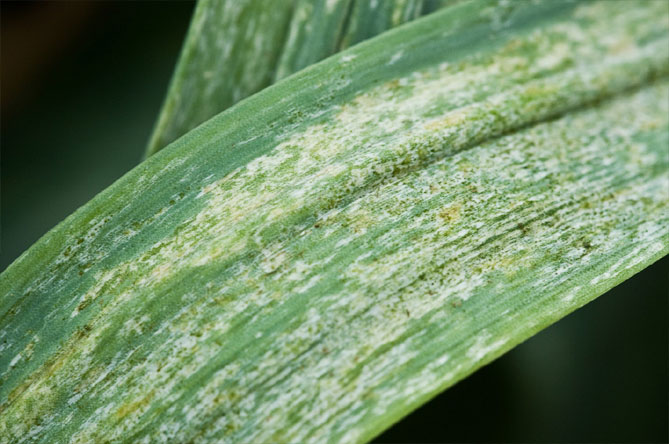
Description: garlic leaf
1,1,668,443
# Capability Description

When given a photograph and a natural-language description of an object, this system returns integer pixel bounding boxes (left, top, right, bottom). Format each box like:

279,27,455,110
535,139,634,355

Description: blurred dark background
1,2,667,442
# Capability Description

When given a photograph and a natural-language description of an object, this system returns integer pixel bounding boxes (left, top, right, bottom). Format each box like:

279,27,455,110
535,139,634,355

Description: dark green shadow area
1,1,195,271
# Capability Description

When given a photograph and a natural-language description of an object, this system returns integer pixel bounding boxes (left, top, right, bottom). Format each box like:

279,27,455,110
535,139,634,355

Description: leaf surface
1,1,668,443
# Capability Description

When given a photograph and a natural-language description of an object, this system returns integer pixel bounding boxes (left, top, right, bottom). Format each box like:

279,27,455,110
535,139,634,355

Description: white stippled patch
2,2,669,444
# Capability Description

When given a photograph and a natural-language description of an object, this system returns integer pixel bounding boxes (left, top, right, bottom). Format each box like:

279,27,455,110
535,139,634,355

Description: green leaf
272,0,356,82
1,1,668,443
335,0,424,52
145,0,451,157
145,0,296,158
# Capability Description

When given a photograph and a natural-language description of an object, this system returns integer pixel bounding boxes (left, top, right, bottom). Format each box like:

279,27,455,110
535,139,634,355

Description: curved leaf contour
145,0,453,157
1,1,669,443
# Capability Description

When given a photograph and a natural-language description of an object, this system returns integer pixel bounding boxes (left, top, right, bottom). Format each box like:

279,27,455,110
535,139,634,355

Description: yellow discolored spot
437,204,461,224
424,111,467,131
114,391,155,420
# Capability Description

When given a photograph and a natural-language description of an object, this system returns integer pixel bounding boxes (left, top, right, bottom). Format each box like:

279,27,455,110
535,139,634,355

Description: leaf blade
1,1,668,442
